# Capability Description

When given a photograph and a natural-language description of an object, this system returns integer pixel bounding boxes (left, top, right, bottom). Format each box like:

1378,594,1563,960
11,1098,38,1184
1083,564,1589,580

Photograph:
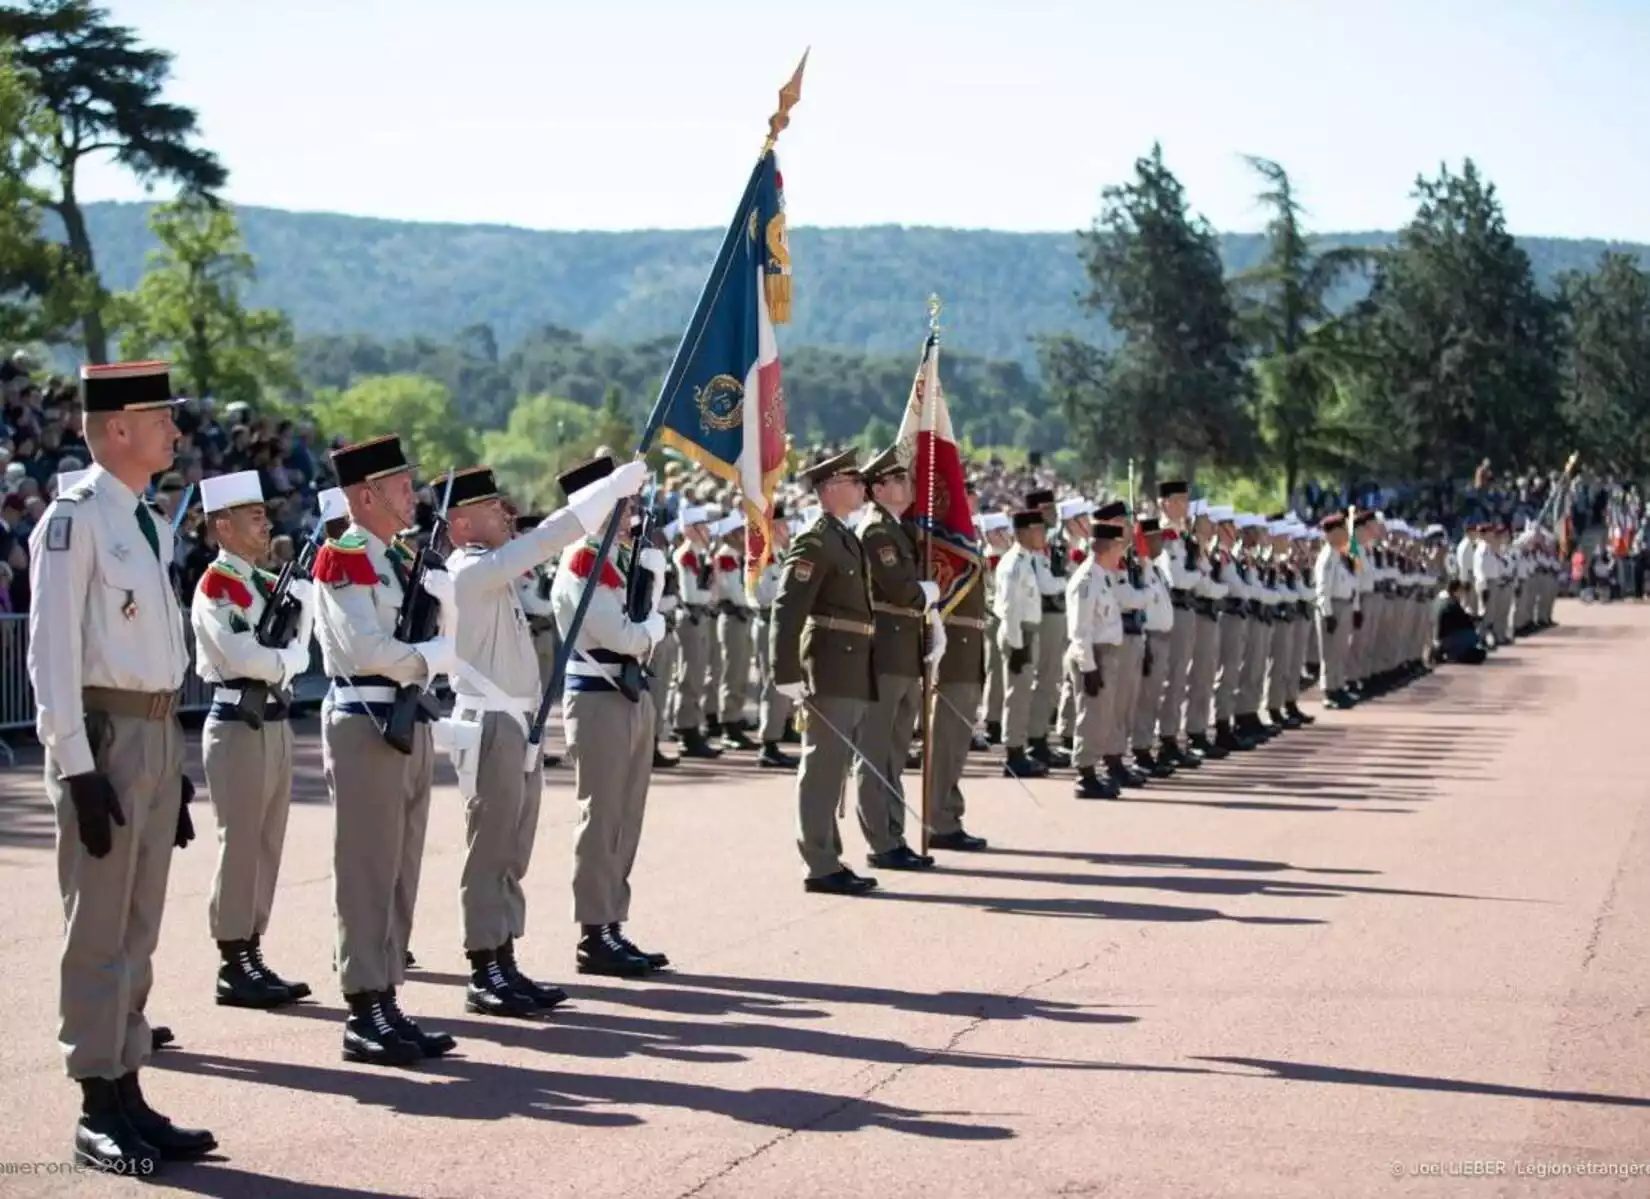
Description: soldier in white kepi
30,360,216,1175
190,469,314,1011
438,459,644,1015
551,454,672,977
313,434,460,1068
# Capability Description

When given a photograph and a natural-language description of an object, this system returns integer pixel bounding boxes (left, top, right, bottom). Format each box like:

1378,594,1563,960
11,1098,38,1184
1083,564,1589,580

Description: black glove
1082,667,1102,697
1352,610,1365,630
65,771,125,859
1325,614,1338,636
1008,645,1030,674
1143,644,1154,676
175,774,196,849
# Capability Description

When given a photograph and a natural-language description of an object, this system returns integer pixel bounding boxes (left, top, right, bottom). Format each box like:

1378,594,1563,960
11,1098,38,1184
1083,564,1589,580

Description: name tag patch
45,516,72,552
878,545,898,567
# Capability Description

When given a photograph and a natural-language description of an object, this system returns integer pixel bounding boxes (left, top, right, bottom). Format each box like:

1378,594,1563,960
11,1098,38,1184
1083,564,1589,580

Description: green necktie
134,502,160,562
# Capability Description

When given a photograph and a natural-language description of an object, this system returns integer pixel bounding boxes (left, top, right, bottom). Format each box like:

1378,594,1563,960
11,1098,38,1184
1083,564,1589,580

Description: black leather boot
1286,701,1316,726
115,1071,217,1161
1161,735,1200,769
984,720,1002,745
73,1078,161,1175
1104,754,1147,787
1028,736,1071,769
381,989,456,1058
215,939,294,1009
1189,731,1227,760
759,741,799,769
1134,746,1174,778
677,728,723,759
606,923,670,969
652,741,680,769
577,924,653,977
1002,748,1048,778
341,991,423,1067
497,937,568,1009
247,934,311,1001
719,721,758,751
1074,766,1119,799
465,948,540,1018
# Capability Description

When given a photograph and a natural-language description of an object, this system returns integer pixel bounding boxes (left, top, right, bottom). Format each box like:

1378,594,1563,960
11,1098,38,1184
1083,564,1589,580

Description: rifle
384,470,456,754
235,519,327,729
611,483,659,702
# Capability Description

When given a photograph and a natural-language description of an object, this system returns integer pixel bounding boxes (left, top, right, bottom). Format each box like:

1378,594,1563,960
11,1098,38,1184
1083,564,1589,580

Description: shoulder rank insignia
44,515,72,552
313,536,380,588
199,562,254,609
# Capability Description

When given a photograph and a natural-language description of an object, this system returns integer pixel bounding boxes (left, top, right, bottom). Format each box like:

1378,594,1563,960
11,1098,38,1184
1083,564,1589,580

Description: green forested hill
76,202,1650,369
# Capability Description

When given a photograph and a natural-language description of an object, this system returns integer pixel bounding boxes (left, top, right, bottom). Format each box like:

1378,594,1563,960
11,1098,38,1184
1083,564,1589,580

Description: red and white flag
896,330,982,615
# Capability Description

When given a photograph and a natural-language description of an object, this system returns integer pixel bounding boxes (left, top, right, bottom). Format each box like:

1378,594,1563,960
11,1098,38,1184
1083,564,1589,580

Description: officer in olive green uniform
929,532,991,851
30,361,216,1175
854,447,937,871
771,450,880,896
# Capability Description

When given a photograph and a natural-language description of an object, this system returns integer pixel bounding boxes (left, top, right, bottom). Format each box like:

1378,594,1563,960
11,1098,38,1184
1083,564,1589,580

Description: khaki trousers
717,611,753,726
1185,613,1221,736
755,611,794,741
982,615,1004,724
1319,600,1354,693
796,694,867,878
1265,620,1295,711
1028,610,1066,739
1131,631,1171,750
1001,624,1039,749
854,672,921,855
203,716,294,942
460,713,545,950
671,613,711,732
532,626,560,701
1069,643,1121,769
1108,635,1145,756
566,689,654,925
648,628,678,740
50,709,184,1080
930,680,979,835
705,617,723,720
1214,614,1246,722
1239,618,1273,715
1156,607,1195,739
324,712,433,996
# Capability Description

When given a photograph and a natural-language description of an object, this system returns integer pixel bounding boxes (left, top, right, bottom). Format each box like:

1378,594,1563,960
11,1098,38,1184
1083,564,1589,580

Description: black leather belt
1041,597,1065,614
1121,611,1145,635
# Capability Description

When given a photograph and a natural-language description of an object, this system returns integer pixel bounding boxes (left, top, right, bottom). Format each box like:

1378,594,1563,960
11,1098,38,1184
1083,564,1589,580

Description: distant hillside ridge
72,201,1650,369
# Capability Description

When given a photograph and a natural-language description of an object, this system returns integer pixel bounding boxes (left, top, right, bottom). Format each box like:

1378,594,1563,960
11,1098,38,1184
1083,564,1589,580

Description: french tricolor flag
653,150,791,591
897,326,983,615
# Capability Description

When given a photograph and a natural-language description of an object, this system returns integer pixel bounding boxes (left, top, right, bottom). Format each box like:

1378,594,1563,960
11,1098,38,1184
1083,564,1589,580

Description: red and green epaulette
198,560,254,609
312,530,381,587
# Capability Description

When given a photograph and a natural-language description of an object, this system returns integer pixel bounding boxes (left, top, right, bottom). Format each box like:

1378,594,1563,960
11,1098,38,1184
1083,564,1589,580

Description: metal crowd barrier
0,612,331,764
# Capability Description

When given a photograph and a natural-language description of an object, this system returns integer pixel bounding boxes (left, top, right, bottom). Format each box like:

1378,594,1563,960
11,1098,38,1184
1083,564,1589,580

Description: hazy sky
76,0,1650,240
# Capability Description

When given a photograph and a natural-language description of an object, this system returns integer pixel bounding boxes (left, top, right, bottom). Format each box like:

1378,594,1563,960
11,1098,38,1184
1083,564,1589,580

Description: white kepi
200,469,266,514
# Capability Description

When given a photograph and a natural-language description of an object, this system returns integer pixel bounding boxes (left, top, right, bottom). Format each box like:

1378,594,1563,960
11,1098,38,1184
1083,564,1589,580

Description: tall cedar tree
1229,156,1372,502
1041,144,1251,492
1558,252,1650,478
1344,160,1563,482
0,0,224,363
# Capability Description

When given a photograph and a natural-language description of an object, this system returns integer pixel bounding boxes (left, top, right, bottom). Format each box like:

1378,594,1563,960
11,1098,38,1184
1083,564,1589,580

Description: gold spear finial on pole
763,49,809,155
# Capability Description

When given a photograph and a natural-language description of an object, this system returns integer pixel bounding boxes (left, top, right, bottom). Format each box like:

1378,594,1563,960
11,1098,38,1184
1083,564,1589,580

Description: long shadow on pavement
155,1049,1021,1139
1195,1056,1650,1108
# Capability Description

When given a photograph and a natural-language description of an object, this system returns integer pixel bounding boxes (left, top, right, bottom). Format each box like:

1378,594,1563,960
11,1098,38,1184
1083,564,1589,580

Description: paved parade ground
1,602,1648,1198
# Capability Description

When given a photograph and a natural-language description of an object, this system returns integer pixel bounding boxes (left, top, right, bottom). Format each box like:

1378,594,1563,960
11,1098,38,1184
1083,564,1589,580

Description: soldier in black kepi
770,450,881,896
1024,488,1070,768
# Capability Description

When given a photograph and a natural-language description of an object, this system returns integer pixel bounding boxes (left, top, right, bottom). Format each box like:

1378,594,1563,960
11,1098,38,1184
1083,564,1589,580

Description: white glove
638,547,667,576
925,610,947,667
918,580,940,610
277,640,310,688
568,460,648,534
415,636,458,680
641,611,667,646
286,578,315,609
420,568,455,609
776,680,806,703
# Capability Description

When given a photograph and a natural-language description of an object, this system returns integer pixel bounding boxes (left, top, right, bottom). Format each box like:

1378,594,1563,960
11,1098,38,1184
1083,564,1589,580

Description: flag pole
525,51,808,755
918,294,941,858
